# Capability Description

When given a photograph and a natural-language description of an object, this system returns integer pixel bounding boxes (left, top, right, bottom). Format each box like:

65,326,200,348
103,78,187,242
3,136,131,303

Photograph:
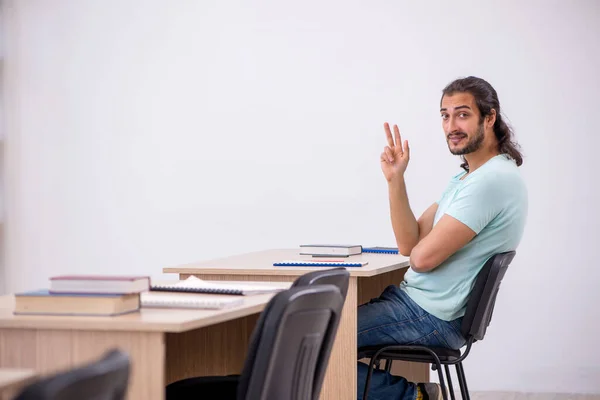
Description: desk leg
317,276,358,399
358,270,430,383
0,328,165,400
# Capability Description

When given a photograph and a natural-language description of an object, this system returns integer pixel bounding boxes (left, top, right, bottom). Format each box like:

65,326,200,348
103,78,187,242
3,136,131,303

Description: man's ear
486,108,497,129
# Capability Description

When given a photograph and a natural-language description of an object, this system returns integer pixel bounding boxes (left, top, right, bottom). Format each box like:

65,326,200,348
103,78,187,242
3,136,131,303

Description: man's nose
447,117,458,134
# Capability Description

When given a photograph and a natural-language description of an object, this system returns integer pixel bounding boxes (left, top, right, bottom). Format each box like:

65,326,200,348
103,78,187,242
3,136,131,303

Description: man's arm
388,179,439,256
388,178,418,256
389,186,439,255
381,121,440,255
409,170,508,272
409,215,476,272
417,202,438,241
380,122,440,256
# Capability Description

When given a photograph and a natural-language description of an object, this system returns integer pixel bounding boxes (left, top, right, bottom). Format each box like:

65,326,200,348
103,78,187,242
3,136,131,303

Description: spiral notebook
150,276,286,296
141,292,243,310
362,247,399,254
273,260,368,267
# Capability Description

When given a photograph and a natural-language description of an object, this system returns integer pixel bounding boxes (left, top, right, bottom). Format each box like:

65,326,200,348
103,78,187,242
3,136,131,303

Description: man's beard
448,123,485,155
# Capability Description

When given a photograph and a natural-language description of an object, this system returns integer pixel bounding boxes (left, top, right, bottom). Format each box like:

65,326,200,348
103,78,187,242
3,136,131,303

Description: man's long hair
441,76,523,171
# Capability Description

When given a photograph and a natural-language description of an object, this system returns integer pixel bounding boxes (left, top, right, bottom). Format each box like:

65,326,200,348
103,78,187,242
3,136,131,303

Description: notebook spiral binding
150,286,243,295
273,262,364,267
361,247,399,254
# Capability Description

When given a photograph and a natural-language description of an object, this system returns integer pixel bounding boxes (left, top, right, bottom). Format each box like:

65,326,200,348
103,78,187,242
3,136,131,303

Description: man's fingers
384,122,395,148
394,125,402,148
404,140,410,158
384,146,394,163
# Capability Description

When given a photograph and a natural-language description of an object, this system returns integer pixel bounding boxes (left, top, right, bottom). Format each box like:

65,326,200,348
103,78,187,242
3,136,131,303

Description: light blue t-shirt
400,154,528,321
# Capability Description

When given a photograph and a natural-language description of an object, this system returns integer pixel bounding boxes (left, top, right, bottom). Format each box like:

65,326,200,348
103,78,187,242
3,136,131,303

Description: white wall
2,0,599,394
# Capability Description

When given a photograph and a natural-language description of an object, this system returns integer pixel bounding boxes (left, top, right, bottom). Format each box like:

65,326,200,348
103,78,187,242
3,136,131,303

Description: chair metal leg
384,359,393,373
434,360,449,400
361,346,460,400
456,362,471,400
374,359,381,371
455,362,470,400
363,355,379,400
444,365,456,400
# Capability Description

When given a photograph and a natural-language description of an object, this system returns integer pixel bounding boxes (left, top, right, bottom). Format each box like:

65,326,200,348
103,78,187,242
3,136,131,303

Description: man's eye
441,114,448,120
459,113,468,118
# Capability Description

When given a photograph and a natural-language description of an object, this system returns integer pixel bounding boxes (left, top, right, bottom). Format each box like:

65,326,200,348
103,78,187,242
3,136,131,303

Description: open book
150,276,286,296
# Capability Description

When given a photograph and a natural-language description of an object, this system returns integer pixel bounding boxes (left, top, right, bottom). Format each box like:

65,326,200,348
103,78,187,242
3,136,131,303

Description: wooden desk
164,248,429,400
0,281,289,400
0,368,37,400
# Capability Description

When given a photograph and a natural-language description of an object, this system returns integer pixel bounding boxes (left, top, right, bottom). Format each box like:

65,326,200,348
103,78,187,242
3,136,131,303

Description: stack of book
13,275,150,316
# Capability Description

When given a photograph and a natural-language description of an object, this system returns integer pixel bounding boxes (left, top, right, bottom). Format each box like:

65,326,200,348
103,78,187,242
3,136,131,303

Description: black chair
358,251,516,400
166,284,345,400
291,267,350,299
15,349,130,400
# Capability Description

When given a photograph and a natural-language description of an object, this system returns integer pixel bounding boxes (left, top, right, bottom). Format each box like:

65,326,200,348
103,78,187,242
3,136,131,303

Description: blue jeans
357,285,466,400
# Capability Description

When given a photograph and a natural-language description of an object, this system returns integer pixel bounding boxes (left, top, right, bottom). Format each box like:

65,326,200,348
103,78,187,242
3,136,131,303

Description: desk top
164,248,410,278
0,368,37,391
0,281,289,333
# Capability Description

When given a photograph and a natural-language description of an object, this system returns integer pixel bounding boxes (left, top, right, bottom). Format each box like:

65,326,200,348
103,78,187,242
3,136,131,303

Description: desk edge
163,262,410,278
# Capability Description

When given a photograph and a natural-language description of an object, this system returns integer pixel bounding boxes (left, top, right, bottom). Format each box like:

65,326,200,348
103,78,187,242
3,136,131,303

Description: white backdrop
2,0,599,394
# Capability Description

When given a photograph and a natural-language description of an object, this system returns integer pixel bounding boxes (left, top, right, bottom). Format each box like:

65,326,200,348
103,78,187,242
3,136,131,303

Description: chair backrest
15,349,130,400
237,284,345,400
461,251,516,341
291,267,350,299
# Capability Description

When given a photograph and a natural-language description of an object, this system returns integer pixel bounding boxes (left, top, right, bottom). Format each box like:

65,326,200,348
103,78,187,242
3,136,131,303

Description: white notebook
141,292,244,310
151,276,286,296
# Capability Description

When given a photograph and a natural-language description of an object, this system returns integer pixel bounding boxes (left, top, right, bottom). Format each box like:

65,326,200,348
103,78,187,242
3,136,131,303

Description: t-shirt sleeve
444,176,506,234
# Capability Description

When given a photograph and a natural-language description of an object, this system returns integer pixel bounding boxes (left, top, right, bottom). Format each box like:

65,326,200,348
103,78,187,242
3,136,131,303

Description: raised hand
380,122,410,182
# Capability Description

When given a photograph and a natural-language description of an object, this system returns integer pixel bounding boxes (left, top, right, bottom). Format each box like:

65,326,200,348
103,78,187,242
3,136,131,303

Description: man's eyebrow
440,105,472,112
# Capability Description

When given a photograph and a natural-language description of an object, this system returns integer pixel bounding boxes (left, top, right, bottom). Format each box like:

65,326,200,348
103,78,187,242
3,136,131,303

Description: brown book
14,290,140,316
49,275,150,294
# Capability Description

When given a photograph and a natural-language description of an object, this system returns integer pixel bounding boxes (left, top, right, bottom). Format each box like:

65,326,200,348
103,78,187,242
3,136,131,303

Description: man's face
440,92,485,155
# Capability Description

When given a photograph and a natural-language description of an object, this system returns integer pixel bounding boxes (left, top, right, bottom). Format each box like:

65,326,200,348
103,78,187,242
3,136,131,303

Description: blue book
17,289,128,298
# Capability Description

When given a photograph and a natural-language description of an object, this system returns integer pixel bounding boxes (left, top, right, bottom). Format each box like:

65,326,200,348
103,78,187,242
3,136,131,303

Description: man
357,76,528,400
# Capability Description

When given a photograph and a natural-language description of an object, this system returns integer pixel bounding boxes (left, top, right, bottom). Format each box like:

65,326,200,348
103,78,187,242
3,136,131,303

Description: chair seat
358,345,461,363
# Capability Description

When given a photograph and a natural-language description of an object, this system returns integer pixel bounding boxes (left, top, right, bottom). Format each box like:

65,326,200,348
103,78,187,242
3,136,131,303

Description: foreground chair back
238,284,345,400
291,267,350,299
15,349,130,400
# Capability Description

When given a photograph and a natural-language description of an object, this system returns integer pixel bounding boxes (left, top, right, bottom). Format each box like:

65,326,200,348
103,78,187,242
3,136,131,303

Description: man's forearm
388,177,419,256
